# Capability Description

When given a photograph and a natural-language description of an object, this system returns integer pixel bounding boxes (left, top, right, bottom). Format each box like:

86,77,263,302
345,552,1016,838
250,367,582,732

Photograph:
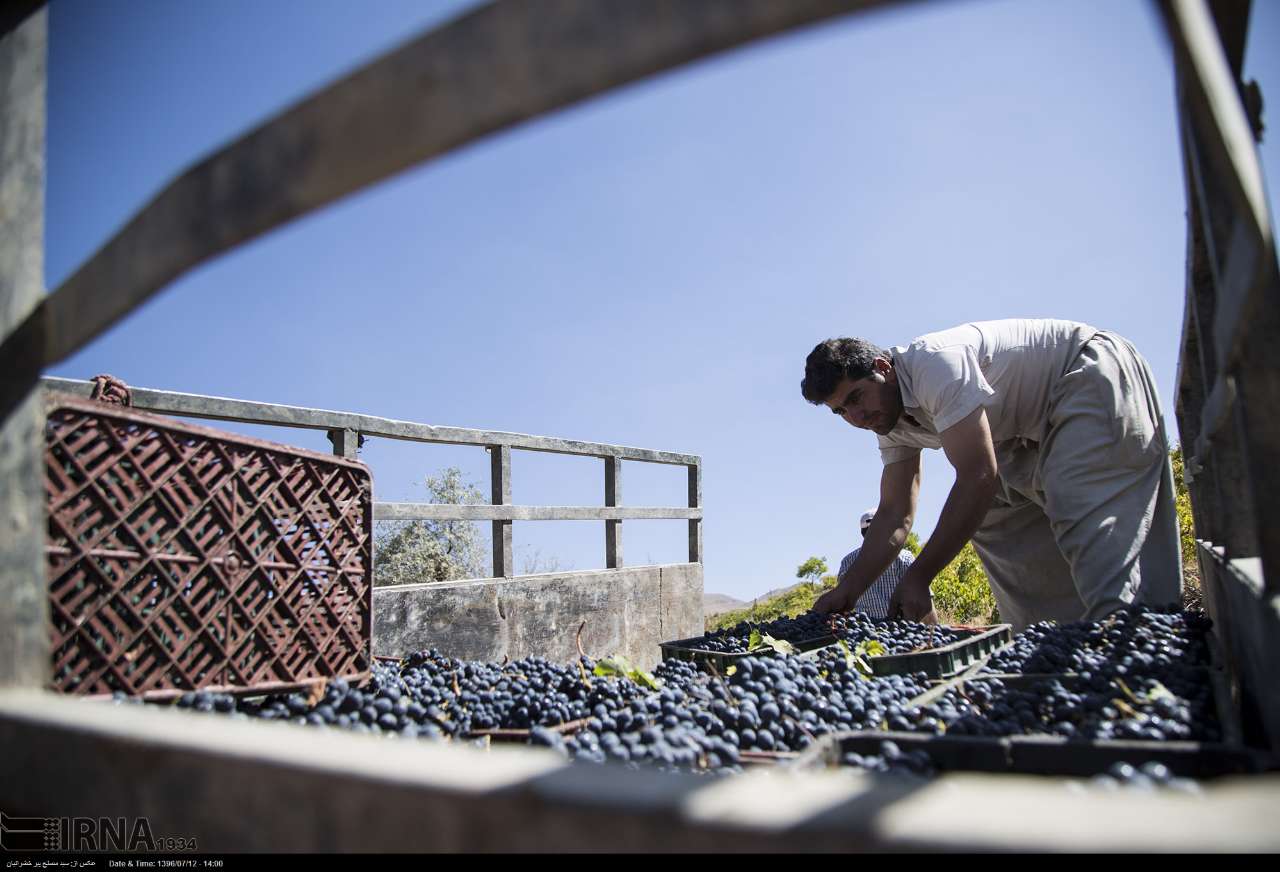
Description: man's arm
813,454,921,615
888,405,1000,621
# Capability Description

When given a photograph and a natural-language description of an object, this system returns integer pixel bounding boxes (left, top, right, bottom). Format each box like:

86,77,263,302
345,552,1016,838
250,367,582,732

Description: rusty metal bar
605,457,622,569
688,463,703,564
489,445,513,579
375,503,701,522
327,427,361,459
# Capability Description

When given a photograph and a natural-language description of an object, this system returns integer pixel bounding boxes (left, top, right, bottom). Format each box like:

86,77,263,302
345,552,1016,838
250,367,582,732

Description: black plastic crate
658,633,835,673
866,625,1013,679
659,623,1013,678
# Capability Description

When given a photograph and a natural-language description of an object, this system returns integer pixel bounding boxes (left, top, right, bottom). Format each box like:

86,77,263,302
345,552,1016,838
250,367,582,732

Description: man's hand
888,573,937,623
813,582,858,615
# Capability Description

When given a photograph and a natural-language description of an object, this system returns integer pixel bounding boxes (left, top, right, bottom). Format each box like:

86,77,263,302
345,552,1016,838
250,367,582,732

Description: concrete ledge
373,564,703,668
3,691,1280,853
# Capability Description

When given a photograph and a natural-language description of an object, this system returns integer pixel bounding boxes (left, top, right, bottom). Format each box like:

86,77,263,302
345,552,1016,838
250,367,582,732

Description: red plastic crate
43,393,373,699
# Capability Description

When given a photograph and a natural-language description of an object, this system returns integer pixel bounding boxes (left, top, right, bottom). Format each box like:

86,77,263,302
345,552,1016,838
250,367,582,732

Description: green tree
1169,446,1202,610
796,556,829,582
794,555,830,603
930,541,1000,626
374,468,488,585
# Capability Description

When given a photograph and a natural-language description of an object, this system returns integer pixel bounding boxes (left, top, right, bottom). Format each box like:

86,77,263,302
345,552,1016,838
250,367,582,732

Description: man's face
821,359,903,436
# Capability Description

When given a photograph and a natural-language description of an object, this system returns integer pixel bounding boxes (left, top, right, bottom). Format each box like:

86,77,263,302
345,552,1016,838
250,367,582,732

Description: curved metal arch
5,0,905,387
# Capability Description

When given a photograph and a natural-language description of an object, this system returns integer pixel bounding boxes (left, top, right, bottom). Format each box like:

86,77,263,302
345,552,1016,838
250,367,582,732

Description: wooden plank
0,6,48,688
40,377,700,465
374,503,701,522
8,0,896,378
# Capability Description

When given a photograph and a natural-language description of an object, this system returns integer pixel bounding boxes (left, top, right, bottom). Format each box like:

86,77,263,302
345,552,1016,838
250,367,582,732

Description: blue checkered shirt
837,547,915,619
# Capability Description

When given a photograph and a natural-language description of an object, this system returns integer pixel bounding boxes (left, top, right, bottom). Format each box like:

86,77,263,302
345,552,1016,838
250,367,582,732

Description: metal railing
41,377,703,580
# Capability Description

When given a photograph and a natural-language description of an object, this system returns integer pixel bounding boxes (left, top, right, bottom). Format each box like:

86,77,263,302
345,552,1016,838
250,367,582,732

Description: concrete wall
373,563,702,668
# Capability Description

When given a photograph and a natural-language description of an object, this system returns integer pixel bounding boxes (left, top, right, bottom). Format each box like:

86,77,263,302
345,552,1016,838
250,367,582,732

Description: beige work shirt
877,319,1099,465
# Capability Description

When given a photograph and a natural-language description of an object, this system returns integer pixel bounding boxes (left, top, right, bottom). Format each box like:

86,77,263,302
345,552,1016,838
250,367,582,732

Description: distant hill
702,592,747,618
751,580,809,604
704,581,811,619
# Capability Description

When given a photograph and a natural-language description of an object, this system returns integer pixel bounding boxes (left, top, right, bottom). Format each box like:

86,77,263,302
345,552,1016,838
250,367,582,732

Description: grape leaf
593,656,630,679
725,666,738,676
594,655,662,690
851,638,886,678
761,634,797,656
1143,681,1177,703
747,629,765,651
837,639,857,670
630,667,663,691
855,639,887,659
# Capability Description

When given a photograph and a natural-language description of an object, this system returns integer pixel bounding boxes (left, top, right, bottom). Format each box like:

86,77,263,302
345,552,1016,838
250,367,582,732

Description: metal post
327,427,361,459
490,445,512,578
605,456,622,568
0,5,49,688
688,462,702,564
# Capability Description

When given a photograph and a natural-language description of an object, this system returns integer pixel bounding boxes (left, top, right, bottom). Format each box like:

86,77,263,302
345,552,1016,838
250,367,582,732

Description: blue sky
45,0,1280,601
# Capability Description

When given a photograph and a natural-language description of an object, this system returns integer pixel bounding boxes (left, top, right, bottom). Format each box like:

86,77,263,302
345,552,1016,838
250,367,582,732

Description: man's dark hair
801,338,888,405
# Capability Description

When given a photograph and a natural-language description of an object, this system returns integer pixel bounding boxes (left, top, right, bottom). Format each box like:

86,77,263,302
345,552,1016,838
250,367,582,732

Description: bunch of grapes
120,603,1223,783
1080,761,1203,794
984,605,1211,679
828,612,965,654
169,651,647,741
841,740,936,778
923,672,1220,742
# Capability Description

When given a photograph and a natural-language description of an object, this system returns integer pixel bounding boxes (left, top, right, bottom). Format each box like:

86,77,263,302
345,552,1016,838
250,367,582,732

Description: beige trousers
969,332,1183,632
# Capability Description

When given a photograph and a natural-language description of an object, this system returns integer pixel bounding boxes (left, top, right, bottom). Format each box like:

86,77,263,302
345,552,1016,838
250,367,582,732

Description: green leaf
591,655,627,676
855,639,887,659
747,629,764,651
593,655,662,690
836,639,857,671
1141,681,1177,705
593,657,630,679
725,666,737,676
630,667,662,691
761,634,797,656
849,638,885,678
